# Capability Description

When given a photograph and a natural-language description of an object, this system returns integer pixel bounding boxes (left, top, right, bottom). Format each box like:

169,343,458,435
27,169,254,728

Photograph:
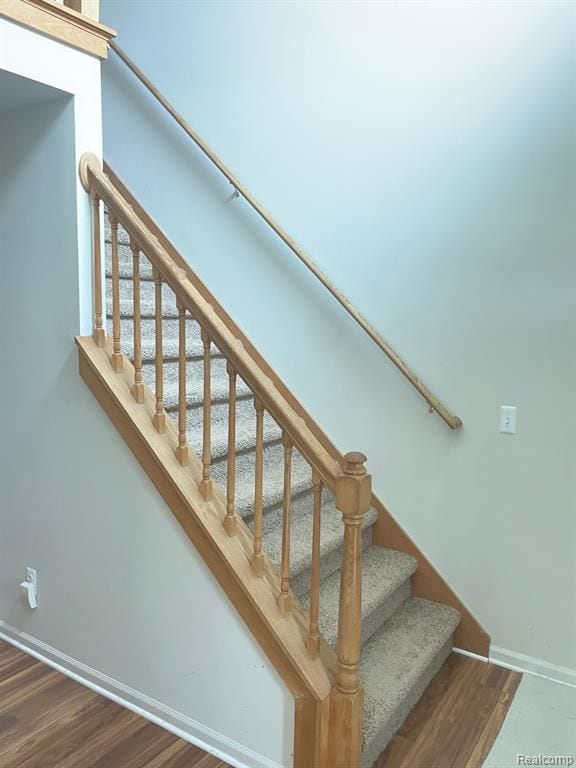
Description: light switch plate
500,405,517,434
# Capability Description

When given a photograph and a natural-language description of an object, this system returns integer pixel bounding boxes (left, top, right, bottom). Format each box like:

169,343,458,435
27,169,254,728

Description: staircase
76,153,485,768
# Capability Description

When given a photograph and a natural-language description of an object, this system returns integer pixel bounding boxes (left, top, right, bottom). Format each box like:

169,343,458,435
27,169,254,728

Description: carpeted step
185,397,282,461
261,494,379,595
299,546,418,650
104,213,127,238
144,358,252,410
105,241,155,281
211,442,314,518
106,276,180,319
104,215,133,248
106,317,222,362
360,598,460,768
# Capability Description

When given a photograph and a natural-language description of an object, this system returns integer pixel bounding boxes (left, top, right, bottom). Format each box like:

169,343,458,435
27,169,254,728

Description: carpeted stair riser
300,547,418,650
211,441,314,519
107,276,182,319
104,209,461,767
139,357,253,411
110,318,222,363
279,499,379,597
105,240,155,281
259,494,377,592
183,398,282,461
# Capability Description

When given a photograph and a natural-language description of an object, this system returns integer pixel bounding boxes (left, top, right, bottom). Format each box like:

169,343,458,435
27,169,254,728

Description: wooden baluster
251,397,265,575
108,210,123,371
152,267,165,432
91,193,105,347
175,300,189,465
328,451,372,768
130,238,144,403
278,432,293,615
306,471,322,657
223,362,237,534
199,328,213,500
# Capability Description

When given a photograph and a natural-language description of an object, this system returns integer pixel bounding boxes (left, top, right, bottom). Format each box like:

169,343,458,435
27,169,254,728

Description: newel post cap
336,451,371,519
78,151,102,193
342,451,367,476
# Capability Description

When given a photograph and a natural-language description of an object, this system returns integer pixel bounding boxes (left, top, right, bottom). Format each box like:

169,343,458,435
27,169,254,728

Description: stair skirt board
101,216,462,764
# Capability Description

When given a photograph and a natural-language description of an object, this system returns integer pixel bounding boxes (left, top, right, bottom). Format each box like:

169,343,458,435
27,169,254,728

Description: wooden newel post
329,450,372,768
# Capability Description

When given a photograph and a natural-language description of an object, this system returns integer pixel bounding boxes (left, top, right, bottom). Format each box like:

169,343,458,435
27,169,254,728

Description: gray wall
0,91,292,767
101,0,576,673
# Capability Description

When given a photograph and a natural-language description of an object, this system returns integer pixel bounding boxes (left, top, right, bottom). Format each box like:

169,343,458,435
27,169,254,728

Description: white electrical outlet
500,405,517,435
20,566,38,609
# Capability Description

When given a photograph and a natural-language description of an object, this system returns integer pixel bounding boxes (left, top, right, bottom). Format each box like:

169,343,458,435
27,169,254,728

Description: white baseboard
0,620,285,768
489,645,576,688
453,647,490,663
454,644,576,688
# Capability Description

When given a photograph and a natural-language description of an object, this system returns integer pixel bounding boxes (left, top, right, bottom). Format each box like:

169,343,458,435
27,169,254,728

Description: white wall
100,0,576,673
0,23,293,768
0,17,102,334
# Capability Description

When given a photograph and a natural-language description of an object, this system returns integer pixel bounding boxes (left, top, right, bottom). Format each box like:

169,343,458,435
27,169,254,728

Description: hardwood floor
374,652,522,768
0,641,229,768
0,640,520,768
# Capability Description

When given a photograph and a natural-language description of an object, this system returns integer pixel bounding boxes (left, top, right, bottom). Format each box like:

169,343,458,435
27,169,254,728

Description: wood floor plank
0,640,521,768
143,740,222,768
140,739,197,768
88,721,178,768
0,663,60,711
0,676,93,753
374,652,522,768
0,641,229,768
4,698,129,768
53,709,147,768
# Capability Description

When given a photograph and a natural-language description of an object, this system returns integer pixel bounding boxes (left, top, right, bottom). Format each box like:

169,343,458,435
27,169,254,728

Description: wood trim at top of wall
0,0,116,59
102,162,491,657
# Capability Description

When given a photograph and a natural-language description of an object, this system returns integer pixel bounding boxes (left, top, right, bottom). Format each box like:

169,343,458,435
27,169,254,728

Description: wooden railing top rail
80,153,343,491
108,40,462,430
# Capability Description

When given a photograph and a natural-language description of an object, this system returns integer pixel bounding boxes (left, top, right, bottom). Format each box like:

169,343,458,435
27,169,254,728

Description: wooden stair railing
108,40,462,431
78,151,372,767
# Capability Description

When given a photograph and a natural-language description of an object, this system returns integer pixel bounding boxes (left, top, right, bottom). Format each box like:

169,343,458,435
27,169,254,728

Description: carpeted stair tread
300,547,418,650
262,496,379,594
211,442,313,518
105,242,155,281
360,598,460,767
110,318,221,362
145,358,252,410
106,277,180,319
104,217,132,247
185,398,282,460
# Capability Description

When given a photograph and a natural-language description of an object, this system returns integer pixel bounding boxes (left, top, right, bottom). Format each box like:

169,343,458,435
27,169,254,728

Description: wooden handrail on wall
79,152,372,766
108,40,463,430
